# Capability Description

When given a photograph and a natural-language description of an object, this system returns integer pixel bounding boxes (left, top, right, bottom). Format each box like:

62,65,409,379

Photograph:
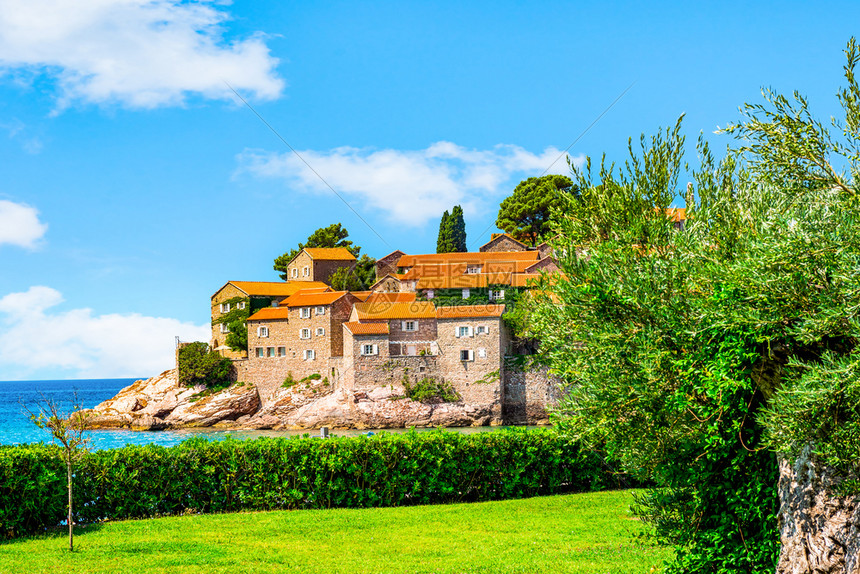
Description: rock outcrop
82,369,500,431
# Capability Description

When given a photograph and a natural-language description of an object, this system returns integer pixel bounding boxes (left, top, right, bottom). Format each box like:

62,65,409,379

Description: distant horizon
0,377,143,384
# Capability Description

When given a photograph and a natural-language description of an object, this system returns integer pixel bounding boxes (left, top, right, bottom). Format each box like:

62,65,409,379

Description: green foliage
0,429,631,538
273,223,362,281
281,373,297,388
212,297,251,352
403,377,460,403
436,206,466,253
177,342,232,389
496,175,575,246
328,254,377,291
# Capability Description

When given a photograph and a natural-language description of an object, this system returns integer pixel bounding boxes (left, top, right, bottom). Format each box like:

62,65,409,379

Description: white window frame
489,289,506,301
220,302,231,313
460,349,474,362
402,320,417,332
361,344,379,356
237,302,246,310
476,325,489,335
478,348,487,359
258,326,269,338
316,327,326,336
456,325,473,338
300,328,311,339
255,347,265,358
220,323,230,333
300,307,311,319
291,268,298,278
466,265,482,274
304,349,316,361
302,266,310,277
462,288,470,299
315,306,326,315
277,347,286,357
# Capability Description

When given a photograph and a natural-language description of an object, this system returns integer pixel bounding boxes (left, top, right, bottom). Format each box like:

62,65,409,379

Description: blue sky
0,0,858,380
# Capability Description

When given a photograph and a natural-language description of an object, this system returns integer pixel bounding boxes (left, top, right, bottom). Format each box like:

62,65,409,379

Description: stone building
284,247,357,284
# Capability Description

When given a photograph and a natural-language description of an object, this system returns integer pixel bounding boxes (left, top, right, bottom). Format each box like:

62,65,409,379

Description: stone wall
480,234,527,253
501,363,563,424
210,283,248,359
313,259,354,285
375,250,405,280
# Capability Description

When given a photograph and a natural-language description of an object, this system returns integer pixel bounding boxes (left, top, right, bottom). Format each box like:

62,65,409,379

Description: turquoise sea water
0,378,508,450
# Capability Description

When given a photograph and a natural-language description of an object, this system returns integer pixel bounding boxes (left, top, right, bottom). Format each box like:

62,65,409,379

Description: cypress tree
436,210,452,253
450,205,467,252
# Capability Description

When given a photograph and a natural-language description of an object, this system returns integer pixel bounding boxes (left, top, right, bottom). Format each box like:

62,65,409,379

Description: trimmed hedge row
0,428,628,538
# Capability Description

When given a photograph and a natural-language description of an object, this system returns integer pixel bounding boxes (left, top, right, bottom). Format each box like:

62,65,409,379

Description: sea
0,378,506,450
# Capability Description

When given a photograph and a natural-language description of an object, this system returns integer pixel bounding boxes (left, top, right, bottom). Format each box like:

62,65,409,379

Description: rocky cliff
82,369,501,431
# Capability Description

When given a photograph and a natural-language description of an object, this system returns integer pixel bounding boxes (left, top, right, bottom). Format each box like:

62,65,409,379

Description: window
302,266,310,277
300,328,311,339
456,325,472,338
220,302,231,312
291,268,298,278
402,320,417,332
300,307,311,319
361,344,378,356
489,289,506,301
476,325,488,335
460,349,474,362
466,265,482,274
478,348,487,359
258,326,269,337
220,323,230,333
426,289,435,299
316,327,325,336
419,365,426,373
462,288,470,299
237,302,246,310
315,306,326,315
267,347,276,357
277,347,286,357
255,347,265,358
304,349,316,360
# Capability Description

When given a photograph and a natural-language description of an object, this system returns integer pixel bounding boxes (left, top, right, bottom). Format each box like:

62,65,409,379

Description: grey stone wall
501,363,563,424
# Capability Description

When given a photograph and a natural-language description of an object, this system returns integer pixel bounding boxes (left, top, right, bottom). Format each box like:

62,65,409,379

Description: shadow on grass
0,522,108,546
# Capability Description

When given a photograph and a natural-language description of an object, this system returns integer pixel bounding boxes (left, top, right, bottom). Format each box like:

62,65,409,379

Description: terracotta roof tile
354,301,436,320
283,291,351,308
510,273,543,287
247,307,291,321
343,321,390,335
350,291,373,301
365,292,417,304
396,251,539,267
215,281,328,299
436,304,506,319
304,247,357,260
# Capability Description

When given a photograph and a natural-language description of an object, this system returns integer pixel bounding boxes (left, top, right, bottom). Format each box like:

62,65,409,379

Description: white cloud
238,142,584,226
0,200,48,249
0,286,210,378
0,0,284,109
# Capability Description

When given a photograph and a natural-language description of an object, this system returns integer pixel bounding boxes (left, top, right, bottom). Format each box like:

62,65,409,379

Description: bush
404,377,460,402
177,343,232,389
0,429,632,538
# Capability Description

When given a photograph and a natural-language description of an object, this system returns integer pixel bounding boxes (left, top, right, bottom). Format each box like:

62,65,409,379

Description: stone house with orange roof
285,247,357,284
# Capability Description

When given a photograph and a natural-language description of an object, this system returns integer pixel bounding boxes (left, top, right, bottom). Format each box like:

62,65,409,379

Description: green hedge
0,428,629,538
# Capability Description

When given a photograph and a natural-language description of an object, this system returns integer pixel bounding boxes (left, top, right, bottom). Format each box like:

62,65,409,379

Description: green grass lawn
1,490,671,574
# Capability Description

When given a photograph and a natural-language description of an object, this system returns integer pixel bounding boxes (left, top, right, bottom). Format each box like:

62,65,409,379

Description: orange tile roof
436,304,506,319
247,307,291,321
511,273,543,288
397,251,539,267
365,292,417,304
400,259,536,281
350,291,373,301
343,321,390,335
215,281,328,299
354,301,437,320
658,207,687,222
304,247,356,260
283,290,351,308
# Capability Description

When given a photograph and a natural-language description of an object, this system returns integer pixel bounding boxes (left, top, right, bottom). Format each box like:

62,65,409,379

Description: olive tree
530,40,860,573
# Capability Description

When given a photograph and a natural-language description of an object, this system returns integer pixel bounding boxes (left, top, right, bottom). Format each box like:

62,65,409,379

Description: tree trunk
67,457,73,552
776,446,860,573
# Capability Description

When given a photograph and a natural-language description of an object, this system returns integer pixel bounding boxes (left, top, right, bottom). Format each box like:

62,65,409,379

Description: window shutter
372,344,378,355
401,320,406,331
469,350,475,361
455,327,460,338
468,326,474,337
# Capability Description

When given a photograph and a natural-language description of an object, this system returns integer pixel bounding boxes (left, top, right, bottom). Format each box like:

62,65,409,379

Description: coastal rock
164,382,261,428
